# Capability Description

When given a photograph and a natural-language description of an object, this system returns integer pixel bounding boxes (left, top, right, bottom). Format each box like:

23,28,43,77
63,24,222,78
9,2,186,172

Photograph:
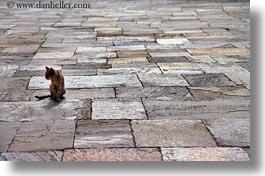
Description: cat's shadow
43,97,66,110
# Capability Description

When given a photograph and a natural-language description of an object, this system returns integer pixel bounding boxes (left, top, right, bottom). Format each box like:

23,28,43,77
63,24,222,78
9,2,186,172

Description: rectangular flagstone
74,120,134,148
187,48,250,56
149,51,190,57
63,148,162,161
33,52,74,59
28,75,142,89
107,45,146,51
97,67,161,75
156,37,189,45
132,120,216,147
196,62,248,73
158,62,203,74
92,99,146,120
161,147,249,161
0,122,21,152
76,46,106,53
0,151,63,161
225,71,250,88
0,65,18,77
108,57,148,64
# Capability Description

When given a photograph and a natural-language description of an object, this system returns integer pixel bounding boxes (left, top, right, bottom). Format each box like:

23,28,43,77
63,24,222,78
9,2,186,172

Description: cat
35,66,66,101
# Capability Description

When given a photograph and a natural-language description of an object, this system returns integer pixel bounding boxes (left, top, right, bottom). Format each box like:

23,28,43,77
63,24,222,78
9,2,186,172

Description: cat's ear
45,66,49,71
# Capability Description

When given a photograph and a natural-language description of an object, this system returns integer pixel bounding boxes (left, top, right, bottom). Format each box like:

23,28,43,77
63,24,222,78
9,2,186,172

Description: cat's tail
35,95,51,100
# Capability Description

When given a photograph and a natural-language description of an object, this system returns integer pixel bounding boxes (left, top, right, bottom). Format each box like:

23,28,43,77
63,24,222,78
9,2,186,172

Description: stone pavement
0,0,250,161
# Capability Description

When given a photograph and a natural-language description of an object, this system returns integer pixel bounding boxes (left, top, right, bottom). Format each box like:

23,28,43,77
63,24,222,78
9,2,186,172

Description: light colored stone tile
187,48,250,56
156,37,189,45
196,62,248,73
107,45,146,51
225,71,250,88
0,122,21,152
33,52,74,59
97,67,161,75
108,57,148,64
188,56,216,63
161,147,249,161
77,58,107,64
0,65,18,77
92,99,146,120
0,151,63,161
76,47,106,53
158,62,203,74
132,120,216,147
149,51,190,57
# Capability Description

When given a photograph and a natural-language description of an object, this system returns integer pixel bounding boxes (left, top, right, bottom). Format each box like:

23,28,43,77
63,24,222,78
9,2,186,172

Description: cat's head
45,66,55,80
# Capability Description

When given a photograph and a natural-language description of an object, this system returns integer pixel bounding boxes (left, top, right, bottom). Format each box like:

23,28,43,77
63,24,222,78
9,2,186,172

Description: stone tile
97,67,161,75
187,56,216,63
116,87,191,100
0,65,18,77
0,99,83,122
149,51,190,58
117,50,148,58
29,59,76,65
92,99,146,120
138,73,189,87
187,48,250,56
9,120,75,152
28,75,142,89
95,28,122,36
1,45,40,53
0,77,30,90
0,122,21,152
132,120,216,147
76,58,107,64
236,62,250,71
62,69,97,76
148,56,189,63
108,57,148,64
97,36,155,42
76,47,106,53
33,52,74,59
0,90,34,102
74,120,134,148
63,148,162,161
197,62,248,73
183,73,236,87
158,62,203,75
161,147,249,161
205,118,250,147
143,97,250,120
212,56,250,64
156,37,189,45
18,65,61,71
107,45,146,51
0,151,63,161
76,52,117,59
225,71,250,88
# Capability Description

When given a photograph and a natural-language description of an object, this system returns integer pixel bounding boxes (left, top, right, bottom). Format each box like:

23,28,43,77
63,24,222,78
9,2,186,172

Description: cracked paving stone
187,48,250,56
74,120,134,148
183,73,236,87
161,147,249,161
116,87,191,100
205,118,250,147
158,62,203,74
132,120,216,147
0,99,83,122
0,151,63,161
8,120,75,152
0,122,21,152
143,97,250,120
63,148,162,161
28,75,142,89
138,73,189,87
92,99,146,120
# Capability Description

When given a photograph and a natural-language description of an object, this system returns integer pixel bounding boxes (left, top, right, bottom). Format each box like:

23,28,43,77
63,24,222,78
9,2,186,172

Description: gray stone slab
28,75,142,89
197,62,248,73
0,99,83,122
0,151,63,161
0,77,30,90
33,52,74,59
74,120,134,148
0,65,18,77
92,99,146,120
206,118,250,147
138,73,189,87
9,120,75,152
116,87,191,100
158,62,203,75
143,97,250,120
107,45,146,51
161,147,249,161
132,120,216,147
0,122,21,152
97,67,162,75
148,56,189,63
62,69,97,76
156,37,189,45
0,90,34,102
225,71,250,89
183,73,236,87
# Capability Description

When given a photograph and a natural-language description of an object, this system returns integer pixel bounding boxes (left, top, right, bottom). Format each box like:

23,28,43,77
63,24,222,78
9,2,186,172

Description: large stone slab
28,75,142,89
0,65,18,77
0,122,21,152
149,51,190,58
97,67,162,75
0,77,30,90
143,97,250,120
0,99,83,122
76,47,106,53
196,62,248,73
132,120,216,147
187,48,250,56
63,148,162,161
108,57,148,64
116,87,191,100
138,73,189,87
205,118,250,147
225,71,250,89
161,147,249,161
0,151,63,161
33,52,74,59
8,120,75,152
0,90,34,102
92,99,146,120
183,73,236,87
156,37,189,45
107,45,146,51
74,120,134,148
158,62,203,74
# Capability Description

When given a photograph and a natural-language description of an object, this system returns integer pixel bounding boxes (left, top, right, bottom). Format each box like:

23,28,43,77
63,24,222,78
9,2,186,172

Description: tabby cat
35,66,66,101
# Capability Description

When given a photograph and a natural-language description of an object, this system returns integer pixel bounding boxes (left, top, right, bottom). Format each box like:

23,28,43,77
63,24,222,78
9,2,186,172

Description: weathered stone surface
0,99,83,122
92,99,146,120
74,120,134,148
158,62,203,74
161,147,249,161
108,57,148,64
107,45,146,51
143,97,250,120
0,65,18,77
76,47,106,53
0,151,63,161
206,118,250,147
0,122,20,152
197,62,247,73
97,67,161,75
0,90,34,102
138,73,189,87
116,87,191,100
149,51,190,58
183,73,236,87
9,120,75,152
33,52,74,59
62,69,97,76
0,77,30,90
117,50,148,58
187,48,250,56
2,45,40,53
28,75,142,89
148,56,189,63
187,56,216,63
212,56,250,64
156,37,189,45
76,58,107,64
225,71,250,89
132,120,216,147
63,148,162,161
95,28,122,36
